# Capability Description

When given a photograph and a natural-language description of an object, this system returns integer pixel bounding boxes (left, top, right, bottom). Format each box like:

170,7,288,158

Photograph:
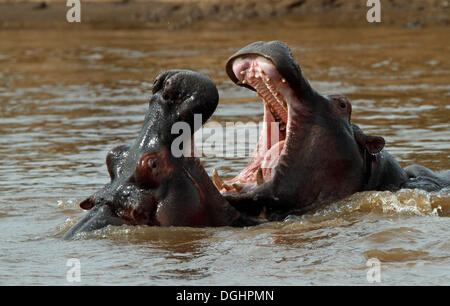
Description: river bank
1,0,449,30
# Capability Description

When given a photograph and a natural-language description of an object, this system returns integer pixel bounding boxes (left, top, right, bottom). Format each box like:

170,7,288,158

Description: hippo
63,70,258,239
214,41,450,220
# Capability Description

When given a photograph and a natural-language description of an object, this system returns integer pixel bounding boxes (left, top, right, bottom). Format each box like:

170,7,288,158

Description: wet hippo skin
217,41,449,220
63,70,259,239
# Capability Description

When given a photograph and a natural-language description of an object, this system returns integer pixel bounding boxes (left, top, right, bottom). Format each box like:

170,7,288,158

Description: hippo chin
63,70,258,239
215,41,449,220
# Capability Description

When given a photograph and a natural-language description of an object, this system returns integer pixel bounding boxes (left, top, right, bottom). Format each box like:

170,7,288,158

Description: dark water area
0,23,449,285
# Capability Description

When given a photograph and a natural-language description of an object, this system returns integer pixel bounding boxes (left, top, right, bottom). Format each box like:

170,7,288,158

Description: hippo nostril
152,70,180,95
162,81,177,101
152,75,164,94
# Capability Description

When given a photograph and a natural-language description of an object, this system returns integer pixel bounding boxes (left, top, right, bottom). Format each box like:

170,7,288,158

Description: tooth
222,183,234,191
212,169,235,191
266,77,270,82
281,78,286,83
212,169,224,189
240,70,246,75
257,166,264,186
232,183,244,191
259,206,267,220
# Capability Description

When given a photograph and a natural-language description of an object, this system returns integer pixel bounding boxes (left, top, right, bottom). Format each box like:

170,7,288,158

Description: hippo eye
135,153,164,190
150,160,157,169
339,102,346,109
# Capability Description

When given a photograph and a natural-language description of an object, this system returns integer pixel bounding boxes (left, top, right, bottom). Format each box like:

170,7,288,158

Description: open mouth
213,55,300,194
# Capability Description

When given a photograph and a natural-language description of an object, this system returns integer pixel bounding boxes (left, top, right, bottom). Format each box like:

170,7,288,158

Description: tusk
232,183,244,192
212,169,234,191
212,168,224,190
259,206,267,220
257,166,265,186
222,183,234,191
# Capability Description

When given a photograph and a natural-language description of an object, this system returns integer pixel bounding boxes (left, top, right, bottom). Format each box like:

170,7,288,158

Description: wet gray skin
63,70,258,239
222,41,450,220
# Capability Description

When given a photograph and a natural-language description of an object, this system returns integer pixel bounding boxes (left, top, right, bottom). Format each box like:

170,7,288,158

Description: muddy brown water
0,23,449,285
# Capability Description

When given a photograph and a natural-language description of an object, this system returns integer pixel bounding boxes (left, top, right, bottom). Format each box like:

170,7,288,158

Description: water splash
303,188,450,220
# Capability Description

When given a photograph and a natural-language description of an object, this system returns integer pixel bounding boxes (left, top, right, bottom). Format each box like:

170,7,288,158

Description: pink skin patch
213,55,299,194
232,56,289,124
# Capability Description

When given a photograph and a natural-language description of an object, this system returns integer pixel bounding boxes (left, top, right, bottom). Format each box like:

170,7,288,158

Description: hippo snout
62,204,124,239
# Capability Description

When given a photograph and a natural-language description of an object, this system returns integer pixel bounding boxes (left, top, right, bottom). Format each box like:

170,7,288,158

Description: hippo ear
363,135,385,154
79,197,95,210
353,124,385,154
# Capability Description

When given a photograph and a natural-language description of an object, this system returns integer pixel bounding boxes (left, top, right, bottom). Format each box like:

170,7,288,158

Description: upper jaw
225,41,316,107
215,55,299,194
231,55,290,128
217,41,318,197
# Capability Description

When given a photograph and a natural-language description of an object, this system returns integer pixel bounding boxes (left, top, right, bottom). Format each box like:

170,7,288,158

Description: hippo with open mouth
214,41,449,220
63,70,258,239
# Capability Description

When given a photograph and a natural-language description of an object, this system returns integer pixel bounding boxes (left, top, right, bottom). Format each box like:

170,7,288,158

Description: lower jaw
217,105,287,195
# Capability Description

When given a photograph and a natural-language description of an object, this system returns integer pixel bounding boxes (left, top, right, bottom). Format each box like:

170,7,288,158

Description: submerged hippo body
63,70,257,239
217,41,449,220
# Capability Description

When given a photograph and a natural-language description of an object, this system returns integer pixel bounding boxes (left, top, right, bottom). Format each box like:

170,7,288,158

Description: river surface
0,23,449,285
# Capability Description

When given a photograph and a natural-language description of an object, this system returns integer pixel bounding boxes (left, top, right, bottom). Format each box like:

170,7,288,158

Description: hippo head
217,41,386,219
63,70,247,239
